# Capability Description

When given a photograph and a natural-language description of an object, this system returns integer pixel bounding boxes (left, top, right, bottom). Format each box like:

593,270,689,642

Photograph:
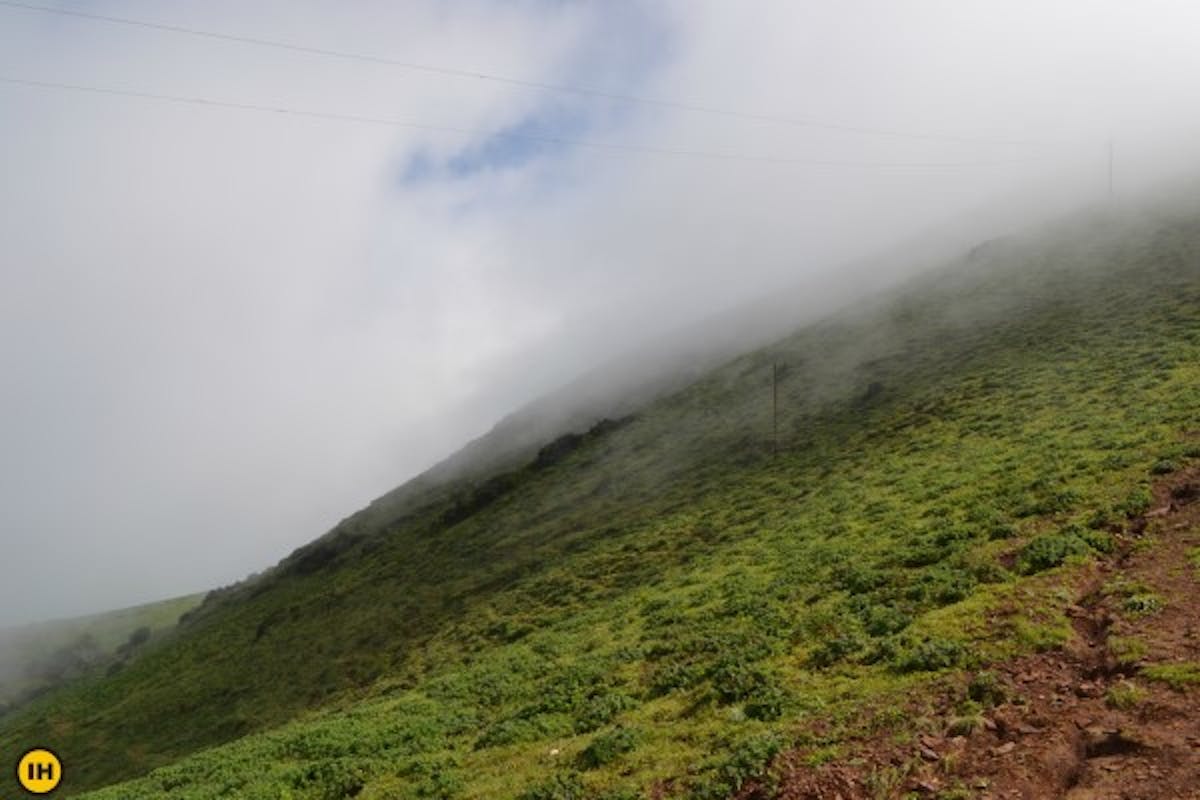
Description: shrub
475,715,571,749
578,727,639,770
573,691,636,734
1109,635,1148,665
1016,532,1091,574
1117,486,1153,517
1105,681,1145,709
1122,593,1164,616
807,633,866,668
744,683,788,721
912,566,977,606
833,563,888,594
646,659,704,696
967,670,1006,707
892,637,966,673
1077,528,1115,553
862,604,911,637
518,773,586,800
988,521,1017,540
1150,459,1178,475
709,661,770,704
691,733,784,800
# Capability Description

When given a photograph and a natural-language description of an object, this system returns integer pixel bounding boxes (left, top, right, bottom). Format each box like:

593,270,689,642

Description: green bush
578,727,639,770
572,691,636,734
475,715,571,749
709,661,770,704
1117,486,1153,516
744,683,788,721
967,670,1005,707
518,772,586,800
691,733,784,800
1150,459,1178,475
807,633,866,668
893,637,966,673
1016,532,1092,574
1122,593,1164,616
861,604,911,637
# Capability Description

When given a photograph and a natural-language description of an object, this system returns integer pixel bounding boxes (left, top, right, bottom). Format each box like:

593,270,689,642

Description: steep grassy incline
2,205,1198,799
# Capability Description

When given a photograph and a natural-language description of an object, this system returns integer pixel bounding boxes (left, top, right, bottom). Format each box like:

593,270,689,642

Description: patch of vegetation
1108,636,1149,665
1015,531,1093,574
578,727,639,770
1105,680,1145,710
1143,662,1200,691
946,700,984,736
967,670,1006,707
1121,593,1165,616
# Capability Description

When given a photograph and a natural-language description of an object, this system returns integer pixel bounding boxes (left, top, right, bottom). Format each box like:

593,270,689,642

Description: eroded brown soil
762,465,1200,800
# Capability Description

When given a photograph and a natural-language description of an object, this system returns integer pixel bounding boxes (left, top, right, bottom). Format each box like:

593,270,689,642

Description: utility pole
772,362,779,456
1108,138,1114,202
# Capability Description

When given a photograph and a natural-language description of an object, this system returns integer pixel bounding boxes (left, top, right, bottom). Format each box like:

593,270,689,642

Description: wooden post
1108,138,1114,202
772,362,779,455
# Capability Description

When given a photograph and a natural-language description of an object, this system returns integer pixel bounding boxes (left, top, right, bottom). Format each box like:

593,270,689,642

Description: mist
3,0,1200,626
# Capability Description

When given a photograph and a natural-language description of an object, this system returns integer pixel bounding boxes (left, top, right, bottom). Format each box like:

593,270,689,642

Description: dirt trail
764,465,1200,800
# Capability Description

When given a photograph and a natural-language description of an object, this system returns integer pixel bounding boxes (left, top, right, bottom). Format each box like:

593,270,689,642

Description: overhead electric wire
0,0,1044,147
0,75,1053,170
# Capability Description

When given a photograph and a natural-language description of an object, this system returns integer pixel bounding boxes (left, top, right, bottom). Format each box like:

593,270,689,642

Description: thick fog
2,0,1200,626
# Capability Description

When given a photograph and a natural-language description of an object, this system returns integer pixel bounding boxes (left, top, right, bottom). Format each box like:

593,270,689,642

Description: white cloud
2,0,1200,623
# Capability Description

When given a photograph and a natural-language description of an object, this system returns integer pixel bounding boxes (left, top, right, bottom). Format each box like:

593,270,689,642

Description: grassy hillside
2,203,1198,799
0,593,202,710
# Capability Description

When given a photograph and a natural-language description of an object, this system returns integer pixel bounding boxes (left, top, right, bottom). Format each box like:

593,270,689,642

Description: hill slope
2,202,1198,798
0,593,201,712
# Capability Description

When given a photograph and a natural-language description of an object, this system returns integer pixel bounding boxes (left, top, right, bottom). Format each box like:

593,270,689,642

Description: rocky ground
755,464,1200,800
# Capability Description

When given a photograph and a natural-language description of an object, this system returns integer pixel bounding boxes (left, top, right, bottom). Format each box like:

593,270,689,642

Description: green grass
1105,680,1146,710
1,205,1199,798
1142,663,1200,690
0,593,202,707
1188,547,1200,576
1109,635,1149,665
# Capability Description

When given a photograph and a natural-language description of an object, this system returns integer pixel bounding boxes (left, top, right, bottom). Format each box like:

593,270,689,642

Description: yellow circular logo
16,748,62,794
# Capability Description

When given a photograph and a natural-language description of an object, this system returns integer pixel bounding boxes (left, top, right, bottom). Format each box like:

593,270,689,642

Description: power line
0,75,1054,170
0,0,1045,147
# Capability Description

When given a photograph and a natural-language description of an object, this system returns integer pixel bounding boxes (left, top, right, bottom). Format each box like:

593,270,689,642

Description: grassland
0,593,202,709
1,204,1198,799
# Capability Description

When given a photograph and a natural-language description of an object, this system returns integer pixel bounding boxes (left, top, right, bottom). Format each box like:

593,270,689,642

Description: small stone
982,717,998,731
919,746,940,762
994,741,1016,755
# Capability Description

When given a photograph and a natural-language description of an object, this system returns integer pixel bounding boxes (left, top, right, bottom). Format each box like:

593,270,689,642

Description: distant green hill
0,593,202,710
2,201,1198,799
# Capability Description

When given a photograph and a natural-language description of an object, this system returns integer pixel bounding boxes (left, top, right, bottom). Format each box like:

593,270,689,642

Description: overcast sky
2,0,1200,626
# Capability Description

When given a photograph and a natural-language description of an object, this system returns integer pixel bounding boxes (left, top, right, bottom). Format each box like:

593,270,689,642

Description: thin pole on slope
772,362,779,456
1108,138,1114,202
